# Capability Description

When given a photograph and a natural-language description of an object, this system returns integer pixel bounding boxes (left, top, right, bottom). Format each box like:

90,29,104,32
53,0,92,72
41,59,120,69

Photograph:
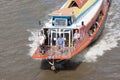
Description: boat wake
27,1,120,62
27,29,40,57
84,3,120,62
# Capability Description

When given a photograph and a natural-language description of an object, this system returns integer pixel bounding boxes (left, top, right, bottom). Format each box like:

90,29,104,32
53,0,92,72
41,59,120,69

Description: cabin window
55,18,67,26
52,16,73,26
96,11,104,22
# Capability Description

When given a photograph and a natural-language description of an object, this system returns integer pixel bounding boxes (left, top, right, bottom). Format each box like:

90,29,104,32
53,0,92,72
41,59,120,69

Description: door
50,29,71,47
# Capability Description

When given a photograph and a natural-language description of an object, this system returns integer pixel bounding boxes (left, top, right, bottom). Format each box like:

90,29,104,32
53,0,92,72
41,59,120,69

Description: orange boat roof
50,0,88,16
51,8,74,16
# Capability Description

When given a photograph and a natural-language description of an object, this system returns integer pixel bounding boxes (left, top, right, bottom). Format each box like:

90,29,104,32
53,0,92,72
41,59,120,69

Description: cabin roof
50,0,88,17
51,8,74,16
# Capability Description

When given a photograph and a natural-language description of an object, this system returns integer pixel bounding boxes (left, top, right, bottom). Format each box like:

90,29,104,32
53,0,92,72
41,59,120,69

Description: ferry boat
32,0,111,70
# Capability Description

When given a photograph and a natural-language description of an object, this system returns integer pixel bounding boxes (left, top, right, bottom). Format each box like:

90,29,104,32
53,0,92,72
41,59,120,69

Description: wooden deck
38,46,74,57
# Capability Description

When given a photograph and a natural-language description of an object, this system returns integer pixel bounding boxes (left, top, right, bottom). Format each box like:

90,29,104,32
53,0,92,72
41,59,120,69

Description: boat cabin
43,26,77,48
52,15,73,26
51,7,74,27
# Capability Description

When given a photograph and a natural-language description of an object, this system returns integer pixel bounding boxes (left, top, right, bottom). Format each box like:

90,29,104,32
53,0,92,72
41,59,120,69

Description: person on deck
73,30,80,45
38,30,45,54
57,35,64,50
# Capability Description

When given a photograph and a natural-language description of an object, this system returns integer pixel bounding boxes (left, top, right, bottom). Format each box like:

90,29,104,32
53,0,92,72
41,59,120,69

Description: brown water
0,0,120,80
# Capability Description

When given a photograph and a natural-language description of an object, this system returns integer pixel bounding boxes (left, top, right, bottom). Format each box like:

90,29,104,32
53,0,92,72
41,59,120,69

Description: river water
0,0,120,80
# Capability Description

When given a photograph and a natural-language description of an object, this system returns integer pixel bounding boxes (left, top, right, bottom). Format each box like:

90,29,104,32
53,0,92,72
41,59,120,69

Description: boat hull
32,0,111,70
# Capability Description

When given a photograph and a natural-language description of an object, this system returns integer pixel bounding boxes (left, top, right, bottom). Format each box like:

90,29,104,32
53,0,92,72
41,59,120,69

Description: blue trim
53,16,71,19
74,0,99,23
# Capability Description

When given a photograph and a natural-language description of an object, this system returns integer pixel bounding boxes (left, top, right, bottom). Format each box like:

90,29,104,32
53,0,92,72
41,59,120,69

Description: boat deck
44,46,74,56
33,46,75,59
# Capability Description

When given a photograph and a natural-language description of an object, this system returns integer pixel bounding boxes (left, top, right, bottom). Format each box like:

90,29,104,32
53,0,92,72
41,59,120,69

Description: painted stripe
74,0,99,23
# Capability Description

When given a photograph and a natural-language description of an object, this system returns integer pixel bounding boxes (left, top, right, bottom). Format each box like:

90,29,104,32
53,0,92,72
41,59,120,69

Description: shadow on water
62,60,82,70
40,59,82,71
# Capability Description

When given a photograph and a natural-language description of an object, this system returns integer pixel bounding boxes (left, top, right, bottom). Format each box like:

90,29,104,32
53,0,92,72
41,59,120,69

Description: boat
32,0,111,70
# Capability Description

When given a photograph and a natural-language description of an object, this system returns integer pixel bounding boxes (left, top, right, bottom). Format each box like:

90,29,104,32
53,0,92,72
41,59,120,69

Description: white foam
82,0,120,62
84,19,120,62
27,29,40,57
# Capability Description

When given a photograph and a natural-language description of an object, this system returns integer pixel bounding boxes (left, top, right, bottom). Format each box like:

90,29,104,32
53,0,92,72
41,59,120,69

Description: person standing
73,30,80,44
57,35,64,50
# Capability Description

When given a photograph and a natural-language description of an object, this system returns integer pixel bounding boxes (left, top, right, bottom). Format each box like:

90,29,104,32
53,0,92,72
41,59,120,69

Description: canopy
51,8,74,16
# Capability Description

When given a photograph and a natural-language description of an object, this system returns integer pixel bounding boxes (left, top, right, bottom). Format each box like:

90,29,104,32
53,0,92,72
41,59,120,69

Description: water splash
84,5,120,62
27,29,40,57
